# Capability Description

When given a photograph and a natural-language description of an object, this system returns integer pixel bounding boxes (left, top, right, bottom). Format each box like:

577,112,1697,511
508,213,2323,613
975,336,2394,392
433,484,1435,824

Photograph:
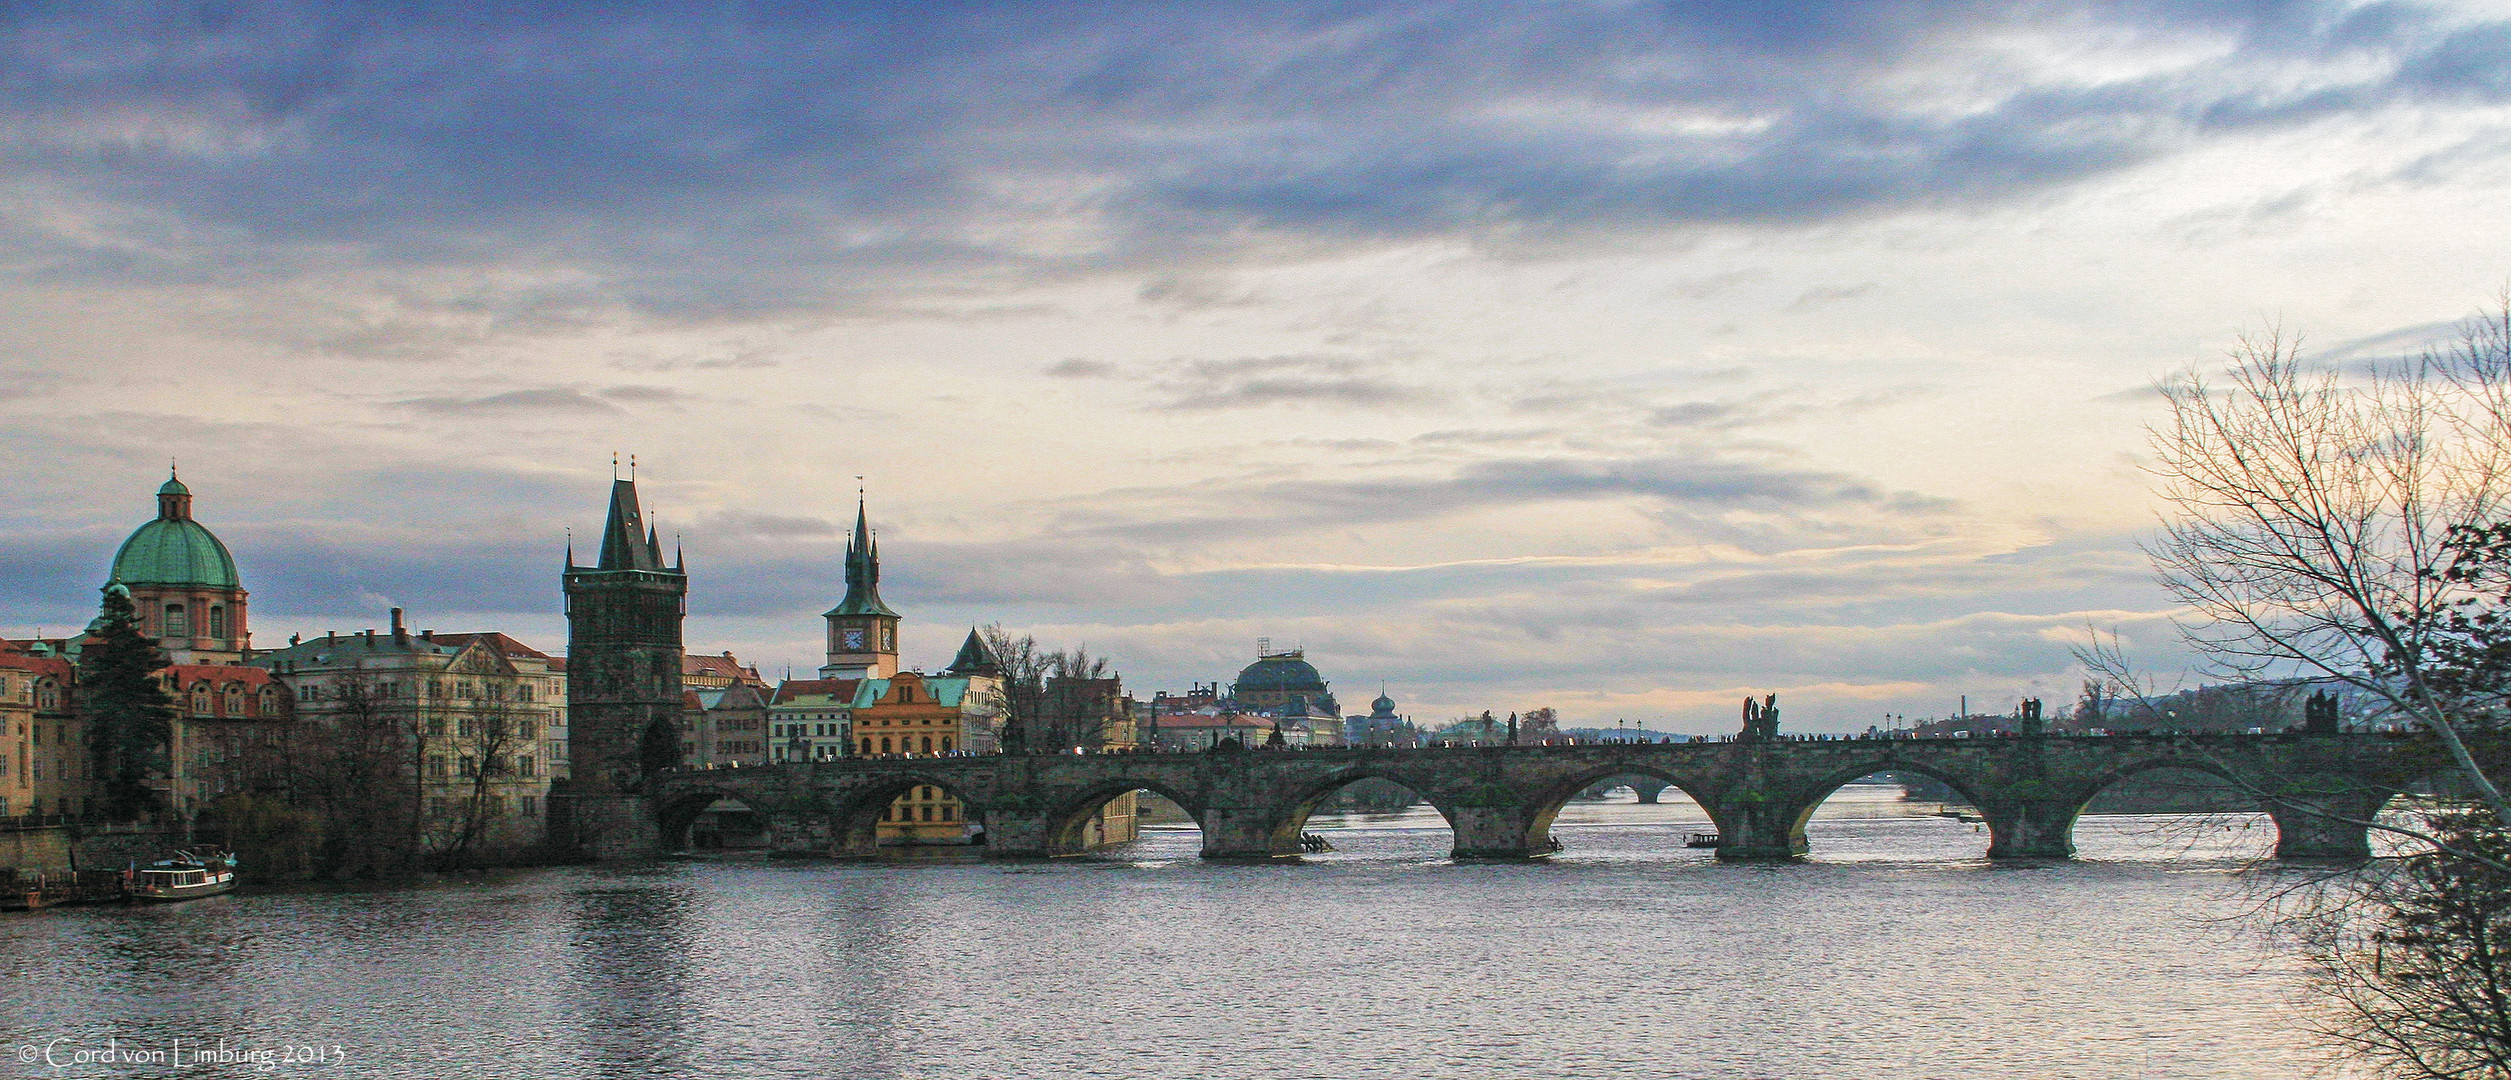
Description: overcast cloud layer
5,1,2511,730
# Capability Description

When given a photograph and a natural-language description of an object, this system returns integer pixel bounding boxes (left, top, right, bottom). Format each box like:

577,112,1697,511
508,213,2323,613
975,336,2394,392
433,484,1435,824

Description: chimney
390,607,406,641
421,629,434,641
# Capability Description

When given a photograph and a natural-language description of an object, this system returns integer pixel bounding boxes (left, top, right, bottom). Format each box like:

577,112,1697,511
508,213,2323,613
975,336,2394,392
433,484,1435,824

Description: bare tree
979,625,1122,752
2145,317,2511,823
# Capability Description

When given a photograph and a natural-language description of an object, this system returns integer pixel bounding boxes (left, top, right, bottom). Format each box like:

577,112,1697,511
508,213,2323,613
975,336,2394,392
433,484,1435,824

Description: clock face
843,628,866,650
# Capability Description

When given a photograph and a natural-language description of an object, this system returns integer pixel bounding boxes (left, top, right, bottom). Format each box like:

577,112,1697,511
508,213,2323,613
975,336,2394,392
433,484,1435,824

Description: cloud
1044,358,1117,378
1785,283,1877,311
389,384,687,415
0,2,2503,317
1151,354,1444,411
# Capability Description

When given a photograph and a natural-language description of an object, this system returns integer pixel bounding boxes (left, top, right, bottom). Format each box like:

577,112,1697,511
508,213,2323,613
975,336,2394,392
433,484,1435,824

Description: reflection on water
3,793,2333,1080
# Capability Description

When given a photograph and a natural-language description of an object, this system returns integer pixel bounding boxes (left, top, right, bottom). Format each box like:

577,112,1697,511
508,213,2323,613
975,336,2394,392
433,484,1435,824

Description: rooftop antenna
630,453,637,480
1257,636,1271,657
612,451,620,480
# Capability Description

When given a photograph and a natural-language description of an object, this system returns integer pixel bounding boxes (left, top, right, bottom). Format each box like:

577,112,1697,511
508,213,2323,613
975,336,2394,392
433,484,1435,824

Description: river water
2,786,2345,1079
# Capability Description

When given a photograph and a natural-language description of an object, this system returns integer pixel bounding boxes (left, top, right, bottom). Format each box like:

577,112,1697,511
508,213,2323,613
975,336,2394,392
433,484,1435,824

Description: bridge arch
829,773,990,857
1776,759,1999,861
655,787,751,852
1039,780,1206,857
2070,755,2390,860
1522,764,1727,856
1251,768,1459,860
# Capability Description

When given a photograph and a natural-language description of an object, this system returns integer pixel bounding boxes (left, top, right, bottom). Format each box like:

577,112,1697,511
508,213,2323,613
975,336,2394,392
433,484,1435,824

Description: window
427,756,448,779
941,805,955,822
519,796,539,818
458,756,476,777
880,737,891,754
223,685,243,715
860,738,872,755
207,606,226,638
920,737,933,755
518,684,534,702
518,720,537,739
190,685,210,714
428,717,446,737
919,786,933,800
517,756,536,778
457,719,475,738
163,604,188,637
880,805,892,822
942,737,953,753
920,806,933,822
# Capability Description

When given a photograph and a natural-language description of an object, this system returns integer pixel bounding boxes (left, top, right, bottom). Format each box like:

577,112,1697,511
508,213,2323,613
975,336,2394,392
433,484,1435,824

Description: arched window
920,736,933,755
222,684,244,715
163,604,188,638
207,606,226,638
942,737,953,754
880,737,891,754
860,738,872,755
36,680,57,710
189,683,210,715
258,687,280,716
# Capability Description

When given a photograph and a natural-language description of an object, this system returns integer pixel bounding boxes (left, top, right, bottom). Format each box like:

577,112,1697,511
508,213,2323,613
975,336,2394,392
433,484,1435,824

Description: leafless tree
979,625,1122,752
2144,314,2511,823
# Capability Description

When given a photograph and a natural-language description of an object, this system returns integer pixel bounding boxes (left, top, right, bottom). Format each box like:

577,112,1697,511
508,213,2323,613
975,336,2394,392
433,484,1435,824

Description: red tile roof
428,632,557,660
773,678,860,705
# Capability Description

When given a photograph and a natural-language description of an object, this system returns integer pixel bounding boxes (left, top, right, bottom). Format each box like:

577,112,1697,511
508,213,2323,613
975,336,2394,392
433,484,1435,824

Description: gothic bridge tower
561,473,686,858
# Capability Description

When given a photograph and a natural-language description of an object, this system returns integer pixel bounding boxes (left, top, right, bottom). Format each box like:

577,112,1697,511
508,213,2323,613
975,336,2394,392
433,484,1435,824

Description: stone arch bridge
639,732,2468,862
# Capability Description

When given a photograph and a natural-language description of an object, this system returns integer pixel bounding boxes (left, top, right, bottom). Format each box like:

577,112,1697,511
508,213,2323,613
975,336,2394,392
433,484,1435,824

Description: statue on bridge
1741,694,1780,740
2305,690,2341,734
2019,698,2044,737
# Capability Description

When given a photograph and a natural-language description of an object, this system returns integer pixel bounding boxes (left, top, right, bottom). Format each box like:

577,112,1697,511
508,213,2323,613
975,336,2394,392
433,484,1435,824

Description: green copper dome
109,474,240,589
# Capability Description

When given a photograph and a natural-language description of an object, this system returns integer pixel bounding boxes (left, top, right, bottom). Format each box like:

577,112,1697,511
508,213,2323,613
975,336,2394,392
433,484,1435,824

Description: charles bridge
636,730,2465,862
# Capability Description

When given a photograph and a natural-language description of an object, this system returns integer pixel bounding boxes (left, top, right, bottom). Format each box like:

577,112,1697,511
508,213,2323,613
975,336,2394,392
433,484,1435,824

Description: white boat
125,850,238,902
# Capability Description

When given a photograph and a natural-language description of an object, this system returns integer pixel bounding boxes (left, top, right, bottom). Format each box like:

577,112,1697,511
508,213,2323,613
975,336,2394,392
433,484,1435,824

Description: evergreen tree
79,584,174,821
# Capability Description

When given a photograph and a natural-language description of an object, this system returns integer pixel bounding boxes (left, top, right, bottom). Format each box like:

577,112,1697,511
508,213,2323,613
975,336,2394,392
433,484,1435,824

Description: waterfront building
683,652,766,691
255,610,566,851
1150,711,1279,751
3,475,294,821
682,681,767,768
0,645,78,819
768,678,858,763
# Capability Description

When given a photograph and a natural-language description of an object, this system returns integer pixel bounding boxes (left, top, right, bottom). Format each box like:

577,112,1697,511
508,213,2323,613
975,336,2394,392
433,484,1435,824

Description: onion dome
109,472,240,589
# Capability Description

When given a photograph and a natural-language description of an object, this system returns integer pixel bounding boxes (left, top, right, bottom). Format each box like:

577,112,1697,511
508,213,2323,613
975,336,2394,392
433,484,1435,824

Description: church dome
110,476,240,589
1372,692,1397,714
1235,652,1327,696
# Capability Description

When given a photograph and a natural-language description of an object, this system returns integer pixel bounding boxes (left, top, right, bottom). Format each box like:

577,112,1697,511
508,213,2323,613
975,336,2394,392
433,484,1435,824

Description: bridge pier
1631,781,1668,805
2267,794,2381,860
1198,806,1299,860
1450,805,1546,859
1982,799,2077,860
1714,799,1808,861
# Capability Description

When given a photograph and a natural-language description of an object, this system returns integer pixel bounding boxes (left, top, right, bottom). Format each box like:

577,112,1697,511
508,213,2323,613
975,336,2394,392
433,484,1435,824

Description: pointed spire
565,527,575,570
596,477,663,571
674,533,684,571
825,488,899,618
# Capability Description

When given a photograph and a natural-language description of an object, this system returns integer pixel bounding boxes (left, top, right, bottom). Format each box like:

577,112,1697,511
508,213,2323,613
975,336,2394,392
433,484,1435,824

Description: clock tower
820,495,900,679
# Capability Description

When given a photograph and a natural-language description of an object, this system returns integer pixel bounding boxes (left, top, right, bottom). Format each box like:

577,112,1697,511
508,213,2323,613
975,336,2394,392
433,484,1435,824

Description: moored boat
124,850,238,902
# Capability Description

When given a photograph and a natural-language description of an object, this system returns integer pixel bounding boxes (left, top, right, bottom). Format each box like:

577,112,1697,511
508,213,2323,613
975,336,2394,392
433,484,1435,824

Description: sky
4,0,2511,733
